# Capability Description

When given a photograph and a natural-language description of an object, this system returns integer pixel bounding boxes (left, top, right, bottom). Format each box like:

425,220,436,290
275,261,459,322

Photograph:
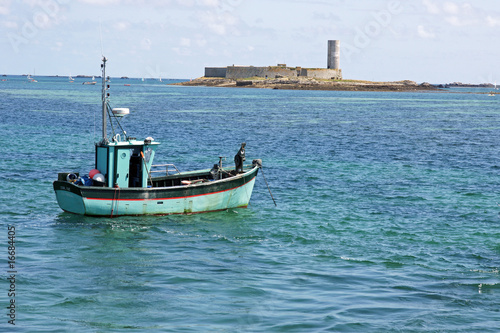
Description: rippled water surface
1,76,500,332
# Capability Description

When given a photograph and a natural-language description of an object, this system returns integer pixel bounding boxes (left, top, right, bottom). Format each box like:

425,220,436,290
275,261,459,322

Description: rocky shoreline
171,77,439,92
441,82,497,88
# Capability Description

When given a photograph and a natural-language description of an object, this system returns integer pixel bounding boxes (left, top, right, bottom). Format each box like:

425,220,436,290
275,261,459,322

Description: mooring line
260,166,277,207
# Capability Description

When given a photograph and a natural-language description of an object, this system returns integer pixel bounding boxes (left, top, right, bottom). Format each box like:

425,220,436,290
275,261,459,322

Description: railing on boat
150,164,181,176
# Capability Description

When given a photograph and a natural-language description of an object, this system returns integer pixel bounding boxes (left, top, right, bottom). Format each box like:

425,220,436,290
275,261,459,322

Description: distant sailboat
489,81,497,96
27,72,37,83
69,74,74,82
83,74,97,85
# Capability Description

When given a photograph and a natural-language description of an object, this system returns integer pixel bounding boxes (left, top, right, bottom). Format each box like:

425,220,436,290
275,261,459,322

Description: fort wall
205,66,341,80
299,68,342,80
227,66,297,79
205,67,227,78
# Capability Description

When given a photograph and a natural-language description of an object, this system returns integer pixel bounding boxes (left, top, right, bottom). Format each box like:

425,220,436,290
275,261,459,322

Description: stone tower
327,40,340,70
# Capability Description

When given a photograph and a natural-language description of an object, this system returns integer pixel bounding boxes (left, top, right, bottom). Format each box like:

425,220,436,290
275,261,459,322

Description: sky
0,0,499,83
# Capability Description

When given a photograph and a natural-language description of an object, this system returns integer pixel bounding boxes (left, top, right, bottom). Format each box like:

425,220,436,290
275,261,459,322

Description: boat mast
101,56,108,142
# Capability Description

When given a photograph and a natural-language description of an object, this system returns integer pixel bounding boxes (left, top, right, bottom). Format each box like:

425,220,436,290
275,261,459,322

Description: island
172,77,437,92
172,40,438,92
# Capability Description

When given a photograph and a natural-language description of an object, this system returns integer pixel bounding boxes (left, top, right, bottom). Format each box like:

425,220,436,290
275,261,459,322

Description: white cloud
2,20,17,28
113,21,130,31
445,16,462,26
486,15,500,27
76,0,197,7
78,0,120,4
422,0,440,15
180,38,191,47
177,0,195,7
199,0,219,7
444,15,476,27
422,1,495,28
461,3,473,13
141,38,152,50
51,41,63,51
0,0,9,16
20,0,39,8
199,10,238,35
210,24,226,35
417,25,435,39
195,38,207,47
442,2,459,15
172,46,191,56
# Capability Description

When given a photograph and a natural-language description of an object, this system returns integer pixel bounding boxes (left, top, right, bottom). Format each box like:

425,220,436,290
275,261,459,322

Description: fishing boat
53,57,261,216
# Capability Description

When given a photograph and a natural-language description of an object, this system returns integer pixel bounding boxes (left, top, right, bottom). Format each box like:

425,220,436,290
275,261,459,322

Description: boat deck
150,165,251,188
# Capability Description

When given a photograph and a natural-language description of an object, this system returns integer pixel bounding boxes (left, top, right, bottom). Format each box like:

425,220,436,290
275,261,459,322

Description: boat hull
53,166,259,216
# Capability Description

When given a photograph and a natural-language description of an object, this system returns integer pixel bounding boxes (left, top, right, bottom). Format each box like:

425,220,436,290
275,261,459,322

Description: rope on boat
260,166,277,207
140,151,154,186
106,101,117,138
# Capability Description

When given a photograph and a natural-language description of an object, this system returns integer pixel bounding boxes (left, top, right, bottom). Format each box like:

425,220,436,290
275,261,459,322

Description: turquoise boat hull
53,165,259,216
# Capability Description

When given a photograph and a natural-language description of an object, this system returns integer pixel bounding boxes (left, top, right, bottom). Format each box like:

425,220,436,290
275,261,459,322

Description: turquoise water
1,76,500,332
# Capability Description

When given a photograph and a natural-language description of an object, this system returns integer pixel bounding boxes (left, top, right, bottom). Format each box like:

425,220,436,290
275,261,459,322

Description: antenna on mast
101,56,108,144
99,19,104,57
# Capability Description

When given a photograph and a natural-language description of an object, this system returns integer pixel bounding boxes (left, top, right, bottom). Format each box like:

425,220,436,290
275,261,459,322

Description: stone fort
204,40,342,80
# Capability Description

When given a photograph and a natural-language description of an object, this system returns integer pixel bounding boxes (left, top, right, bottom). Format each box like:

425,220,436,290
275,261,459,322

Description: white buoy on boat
112,108,130,117
92,173,105,182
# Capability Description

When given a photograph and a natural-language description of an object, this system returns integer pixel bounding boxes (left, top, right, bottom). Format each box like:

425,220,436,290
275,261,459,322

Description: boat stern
53,180,86,215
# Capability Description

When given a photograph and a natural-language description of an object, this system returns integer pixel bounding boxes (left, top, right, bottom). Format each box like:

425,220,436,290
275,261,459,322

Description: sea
1,75,499,332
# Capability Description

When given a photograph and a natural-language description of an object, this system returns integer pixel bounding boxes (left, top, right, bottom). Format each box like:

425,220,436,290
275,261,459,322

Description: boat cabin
95,138,159,188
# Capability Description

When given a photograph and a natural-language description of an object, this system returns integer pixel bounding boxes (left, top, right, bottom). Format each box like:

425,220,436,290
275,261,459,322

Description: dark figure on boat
210,164,220,180
234,142,246,173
